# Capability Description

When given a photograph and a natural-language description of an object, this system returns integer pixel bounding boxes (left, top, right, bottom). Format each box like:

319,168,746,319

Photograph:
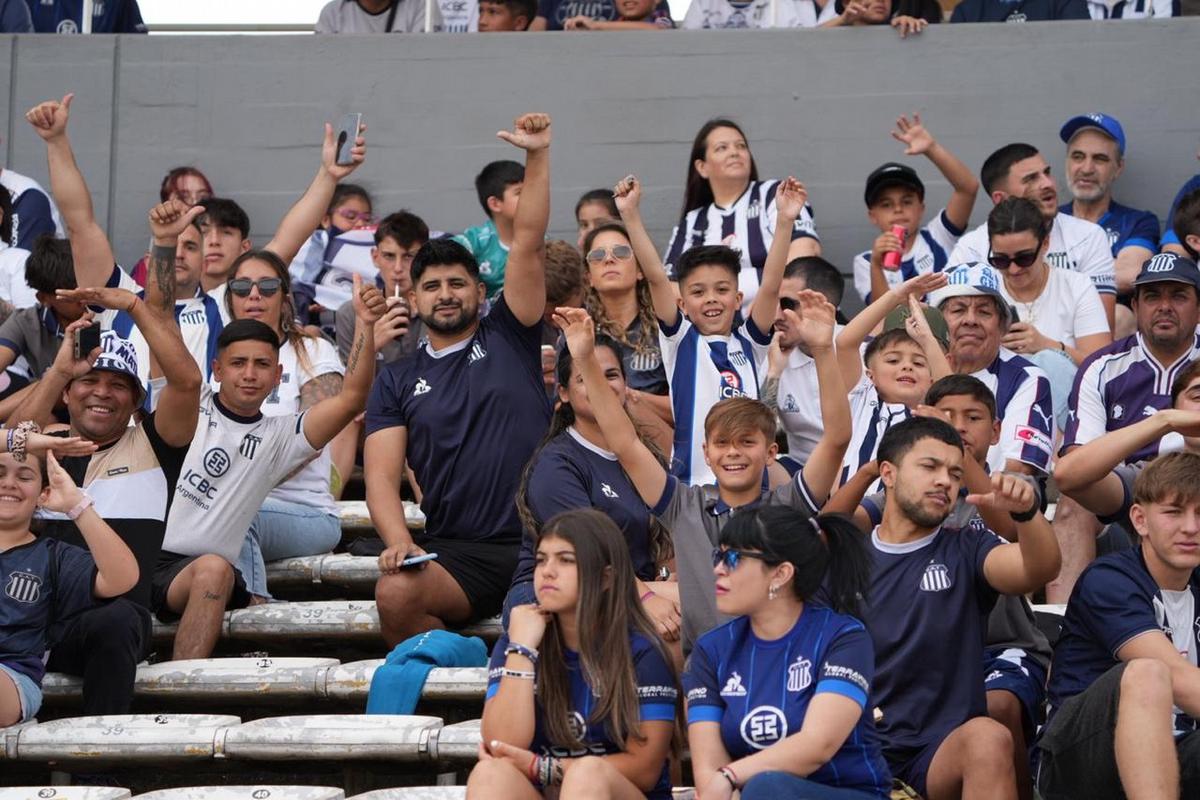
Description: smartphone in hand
75,322,102,361
335,113,363,166
400,552,438,569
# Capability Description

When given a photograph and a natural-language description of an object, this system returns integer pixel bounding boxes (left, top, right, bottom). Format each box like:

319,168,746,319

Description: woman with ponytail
468,509,680,800
683,505,891,800
506,333,681,647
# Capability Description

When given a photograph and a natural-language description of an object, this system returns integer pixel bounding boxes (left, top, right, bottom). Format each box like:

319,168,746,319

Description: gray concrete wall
3,21,1198,311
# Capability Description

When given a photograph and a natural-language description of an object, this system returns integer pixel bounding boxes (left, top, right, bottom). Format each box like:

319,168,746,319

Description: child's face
867,186,924,244
1175,375,1200,451
534,535,580,613
487,181,524,223
859,0,892,23
933,394,998,465
679,265,741,336
866,339,931,407
325,195,373,232
576,201,614,250
617,0,656,19
0,452,45,529
478,1,528,31
372,235,423,297
703,428,776,495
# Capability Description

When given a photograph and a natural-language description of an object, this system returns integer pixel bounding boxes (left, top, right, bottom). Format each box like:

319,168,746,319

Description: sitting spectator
335,210,430,366
1037,452,1200,800
558,292,850,652
531,0,669,29
454,159,525,301
859,416,1059,799
853,114,978,305
1058,114,1159,337
950,142,1116,330
315,0,442,32
1170,187,1200,260
0,0,32,32
1086,0,1177,16
479,0,536,29
131,166,215,287
683,506,889,800
928,263,1056,477
24,0,146,32
1162,146,1200,257
196,198,252,304
0,446,139,727
440,0,479,30
367,114,552,647
1,143,64,252
835,272,951,490
468,509,678,800
665,119,819,315
988,197,1112,428
822,0,939,32
624,173,799,486
683,0,837,28
290,182,375,333
950,0,1087,20
155,282,384,661
565,0,674,27
574,187,619,250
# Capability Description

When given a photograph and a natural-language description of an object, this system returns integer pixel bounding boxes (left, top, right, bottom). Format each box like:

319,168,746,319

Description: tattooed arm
299,372,344,412
146,200,205,312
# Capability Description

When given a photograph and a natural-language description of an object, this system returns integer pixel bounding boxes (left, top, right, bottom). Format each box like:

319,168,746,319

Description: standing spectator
315,0,442,33
196,198,252,304
563,0,674,28
0,0,32,32
853,114,978,305
454,160,525,302
822,0,940,30
479,0,536,29
1085,0,1177,16
531,0,669,29
950,143,1117,330
0,154,64,253
366,114,553,647
574,188,619,250
682,0,836,28
950,0,1087,20
131,166,215,288
664,119,820,314
927,264,1056,477
24,0,146,32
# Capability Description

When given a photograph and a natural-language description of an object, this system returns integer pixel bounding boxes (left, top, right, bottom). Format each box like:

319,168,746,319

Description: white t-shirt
163,385,319,563
1159,588,1198,667
0,243,34,309
207,283,232,325
949,212,1116,297
439,0,477,31
776,346,823,464
1087,0,1176,18
683,0,836,28
998,267,1110,347
315,0,442,32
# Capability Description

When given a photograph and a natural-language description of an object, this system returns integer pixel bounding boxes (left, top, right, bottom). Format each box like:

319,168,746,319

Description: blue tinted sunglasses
712,547,773,571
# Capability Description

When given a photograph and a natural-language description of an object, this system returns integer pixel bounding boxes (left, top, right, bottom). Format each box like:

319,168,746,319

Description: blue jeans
1,662,43,723
739,772,885,800
236,498,341,599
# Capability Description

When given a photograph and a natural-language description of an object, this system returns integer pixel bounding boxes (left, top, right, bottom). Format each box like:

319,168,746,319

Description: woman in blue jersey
665,119,821,313
468,509,680,800
508,334,681,645
684,505,891,800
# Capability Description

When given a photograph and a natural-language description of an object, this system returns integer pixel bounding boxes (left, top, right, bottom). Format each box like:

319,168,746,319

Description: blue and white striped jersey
853,209,965,303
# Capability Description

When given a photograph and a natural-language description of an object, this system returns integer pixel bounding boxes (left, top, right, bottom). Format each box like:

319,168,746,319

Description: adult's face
941,296,1004,372
696,126,751,186
174,224,204,291
1133,282,1200,353
229,257,285,337
1066,130,1123,204
882,437,964,529
997,154,1058,219
409,263,484,336
211,339,281,411
64,370,139,446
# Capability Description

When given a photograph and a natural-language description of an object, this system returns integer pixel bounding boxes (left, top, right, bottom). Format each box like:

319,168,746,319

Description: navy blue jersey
863,526,1002,753
950,0,1087,20
25,0,146,32
1060,200,1159,260
684,608,891,797
1047,547,1200,735
366,297,551,542
1,537,98,684
486,631,678,799
514,428,654,586
1163,175,1200,249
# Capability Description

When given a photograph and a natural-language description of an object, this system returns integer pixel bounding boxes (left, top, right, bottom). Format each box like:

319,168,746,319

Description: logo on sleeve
5,571,42,604
1112,404,1124,420
413,378,431,397
720,671,747,697
600,483,619,499
740,706,787,749
786,656,812,692
920,562,953,592
1015,425,1052,453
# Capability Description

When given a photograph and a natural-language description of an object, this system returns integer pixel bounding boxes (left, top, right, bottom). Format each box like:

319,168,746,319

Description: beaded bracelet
10,421,40,463
504,641,539,664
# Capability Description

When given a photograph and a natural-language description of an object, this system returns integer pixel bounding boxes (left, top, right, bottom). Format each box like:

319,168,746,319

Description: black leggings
46,598,151,715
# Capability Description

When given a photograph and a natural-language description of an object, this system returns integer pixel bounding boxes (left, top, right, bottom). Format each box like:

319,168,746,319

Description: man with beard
1050,253,1200,602
365,113,552,645
862,416,1060,800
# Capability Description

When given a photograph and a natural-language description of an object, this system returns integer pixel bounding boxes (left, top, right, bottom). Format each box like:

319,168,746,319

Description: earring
768,584,779,601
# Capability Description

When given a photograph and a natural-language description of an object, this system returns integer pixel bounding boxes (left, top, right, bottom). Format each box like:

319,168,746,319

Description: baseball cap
864,162,925,207
87,331,145,402
1059,113,1126,156
883,303,950,351
1133,252,1200,291
926,263,1013,325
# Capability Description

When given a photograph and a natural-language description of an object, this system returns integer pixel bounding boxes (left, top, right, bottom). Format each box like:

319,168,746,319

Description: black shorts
885,726,957,798
150,550,251,623
1037,663,1200,800
415,534,520,621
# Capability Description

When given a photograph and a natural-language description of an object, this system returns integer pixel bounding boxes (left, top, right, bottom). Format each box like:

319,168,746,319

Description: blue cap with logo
927,262,1013,325
1060,113,1126,156
1133,252,1200,290
89,331,146,402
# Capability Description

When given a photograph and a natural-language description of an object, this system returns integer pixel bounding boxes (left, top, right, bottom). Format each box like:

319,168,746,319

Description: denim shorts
0,662,43,723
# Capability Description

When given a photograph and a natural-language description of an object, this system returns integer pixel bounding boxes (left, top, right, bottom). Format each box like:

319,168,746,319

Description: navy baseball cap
1133,252,1200,291
864,162,925,207
1060,114,1126,156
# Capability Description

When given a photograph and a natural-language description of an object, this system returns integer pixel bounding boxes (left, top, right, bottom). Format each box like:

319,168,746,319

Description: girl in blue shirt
468,508,680,800
683,506,891,799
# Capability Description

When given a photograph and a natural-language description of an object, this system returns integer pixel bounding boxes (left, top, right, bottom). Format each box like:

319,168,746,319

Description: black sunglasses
712,547,773,571
229,277,283,297
988,242,1042,271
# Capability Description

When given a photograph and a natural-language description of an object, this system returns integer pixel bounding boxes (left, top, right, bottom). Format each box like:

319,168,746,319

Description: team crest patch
787,656,812,692
920,562,952,592
6,571,42,604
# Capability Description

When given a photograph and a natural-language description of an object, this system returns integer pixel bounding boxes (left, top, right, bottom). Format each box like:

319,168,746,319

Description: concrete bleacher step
325,662,487,703
12,714,240,763
429,720,479,764
219,715,441,763
1,720,37,760
338,501,424,536
135,789,343,800
0,790,132,800
265,555,379,593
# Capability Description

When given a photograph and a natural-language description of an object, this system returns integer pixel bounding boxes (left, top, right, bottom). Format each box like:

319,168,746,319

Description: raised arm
891,113,979,232
555,307,668,507
7,315,99,428
146,200,207,312
301,275,385,448
24,93,115,290
496,113,552,326
615,175,680,327
263,121,366,265
750,177,806,336
901,294,951,381
979,473,1062,595
794,291,851,504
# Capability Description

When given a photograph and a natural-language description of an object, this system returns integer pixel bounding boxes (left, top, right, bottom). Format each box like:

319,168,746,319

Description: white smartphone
335,113,362,166
400,552,438,569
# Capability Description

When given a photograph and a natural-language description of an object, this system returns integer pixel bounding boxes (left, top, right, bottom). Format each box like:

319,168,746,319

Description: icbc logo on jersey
719,370,746,399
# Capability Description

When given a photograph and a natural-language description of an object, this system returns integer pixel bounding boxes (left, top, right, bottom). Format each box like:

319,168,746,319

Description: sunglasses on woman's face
586,244,634,263
229,277,283,297
988,242,1042,271
711,547,771,571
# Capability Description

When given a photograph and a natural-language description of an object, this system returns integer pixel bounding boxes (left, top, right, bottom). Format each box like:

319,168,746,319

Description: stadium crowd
2,84,1200,800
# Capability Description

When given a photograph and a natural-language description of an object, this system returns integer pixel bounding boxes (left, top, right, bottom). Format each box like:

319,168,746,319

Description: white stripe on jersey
971,350,1055,475
852,209,962,303
840,377,911,491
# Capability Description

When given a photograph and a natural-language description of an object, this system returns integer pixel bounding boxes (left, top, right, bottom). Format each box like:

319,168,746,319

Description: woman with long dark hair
663,119,820,313
469,508,680,800
684,505,891,799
